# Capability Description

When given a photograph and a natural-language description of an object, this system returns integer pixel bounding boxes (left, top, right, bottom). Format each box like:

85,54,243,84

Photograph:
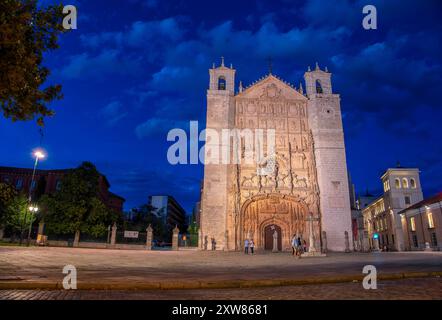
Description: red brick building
0,166,125,213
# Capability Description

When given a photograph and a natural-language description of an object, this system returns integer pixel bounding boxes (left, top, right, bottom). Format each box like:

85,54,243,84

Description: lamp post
27,205,39,245
26,149,45,246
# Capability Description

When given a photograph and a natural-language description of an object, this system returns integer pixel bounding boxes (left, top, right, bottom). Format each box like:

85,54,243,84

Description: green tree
0,183,18,229
41,162,112,239
0,0,66,126
5,193,35,243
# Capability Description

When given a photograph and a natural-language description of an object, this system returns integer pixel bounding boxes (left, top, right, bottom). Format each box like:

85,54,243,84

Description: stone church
200,58,352,252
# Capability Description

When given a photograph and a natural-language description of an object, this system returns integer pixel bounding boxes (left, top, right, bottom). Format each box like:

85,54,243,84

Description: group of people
244,238,255,254
291,234,308,257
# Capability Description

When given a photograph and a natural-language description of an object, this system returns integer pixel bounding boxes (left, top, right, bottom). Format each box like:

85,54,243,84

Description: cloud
59,50,142,79
80,18,184,50
135,117,189,138
100,101,128,126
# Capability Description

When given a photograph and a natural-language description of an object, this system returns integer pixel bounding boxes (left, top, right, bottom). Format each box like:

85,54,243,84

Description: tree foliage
0,183,18,226
41,162,113,237
5,193,35,234
0,0,66,126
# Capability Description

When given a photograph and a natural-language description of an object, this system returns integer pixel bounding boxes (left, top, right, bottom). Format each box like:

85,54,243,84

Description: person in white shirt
249,239,255,254
291,234,297,256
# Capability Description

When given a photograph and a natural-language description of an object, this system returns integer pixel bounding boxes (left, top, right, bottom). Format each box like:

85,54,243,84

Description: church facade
200,59,352,252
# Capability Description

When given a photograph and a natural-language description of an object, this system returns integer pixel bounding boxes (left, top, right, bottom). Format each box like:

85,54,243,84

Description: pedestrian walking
249,239,255,254
291,234,297,256
297,235,303,254
244,238,249,254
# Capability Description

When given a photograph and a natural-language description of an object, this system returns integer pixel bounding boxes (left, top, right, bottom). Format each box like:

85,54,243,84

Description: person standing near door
249,239,255,255
291,234,297,256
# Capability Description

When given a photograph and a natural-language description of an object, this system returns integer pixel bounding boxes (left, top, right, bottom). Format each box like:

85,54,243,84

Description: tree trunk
73,230,80,247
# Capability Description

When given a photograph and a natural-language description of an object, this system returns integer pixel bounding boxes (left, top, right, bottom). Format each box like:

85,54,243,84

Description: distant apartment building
362,167,423,251
399,192,442,251
0,166,125,212
192,180,204,228
148,195,187,232
348,172,378,250
192,201,201,227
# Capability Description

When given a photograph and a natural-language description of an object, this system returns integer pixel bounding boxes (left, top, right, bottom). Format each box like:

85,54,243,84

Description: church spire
221,56,225,67
315,62,320,71
298,82,304,94
239,81,243,93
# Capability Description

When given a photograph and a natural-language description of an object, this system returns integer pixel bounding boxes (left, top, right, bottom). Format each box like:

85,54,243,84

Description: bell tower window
315,80,323,94
218,76,226,90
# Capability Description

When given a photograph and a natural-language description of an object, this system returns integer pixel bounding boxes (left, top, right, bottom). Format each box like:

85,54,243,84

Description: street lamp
25,149,46,246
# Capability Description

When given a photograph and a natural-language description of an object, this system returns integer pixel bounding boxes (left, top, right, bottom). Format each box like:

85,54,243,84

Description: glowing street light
34,150,45,159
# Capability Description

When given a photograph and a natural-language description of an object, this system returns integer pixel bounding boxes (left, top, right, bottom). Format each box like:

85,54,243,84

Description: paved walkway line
0,271,441,290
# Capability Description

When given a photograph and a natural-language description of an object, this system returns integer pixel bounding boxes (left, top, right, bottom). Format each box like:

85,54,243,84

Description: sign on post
124,231,139,238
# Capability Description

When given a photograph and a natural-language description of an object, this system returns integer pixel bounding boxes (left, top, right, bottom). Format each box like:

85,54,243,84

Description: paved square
0,246,441,289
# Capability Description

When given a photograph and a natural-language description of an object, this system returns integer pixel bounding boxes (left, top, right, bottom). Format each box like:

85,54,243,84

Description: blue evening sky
1,0,441,212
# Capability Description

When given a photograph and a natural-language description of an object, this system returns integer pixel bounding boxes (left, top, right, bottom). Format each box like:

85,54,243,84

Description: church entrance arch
240,194,309,251
264,224,282,250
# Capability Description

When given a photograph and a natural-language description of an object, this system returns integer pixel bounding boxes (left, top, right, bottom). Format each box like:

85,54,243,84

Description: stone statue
272,229,278,252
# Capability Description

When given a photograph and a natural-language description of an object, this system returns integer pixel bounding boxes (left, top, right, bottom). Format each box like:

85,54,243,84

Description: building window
315,80,323,94
402,178,409,188
30,180,37,190
410,178,416,189
428,212,434,228
395,178,401,189
15,178,23,190
3,176,10,183
56,180,62,191
431,233,437,247
392,234,395,244
405,196,411,205
218,76,226,90
410,217,416,231
412,234,418,248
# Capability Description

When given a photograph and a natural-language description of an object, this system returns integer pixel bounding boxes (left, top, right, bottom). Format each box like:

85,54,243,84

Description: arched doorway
264,224,282,250
240,194,311,251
